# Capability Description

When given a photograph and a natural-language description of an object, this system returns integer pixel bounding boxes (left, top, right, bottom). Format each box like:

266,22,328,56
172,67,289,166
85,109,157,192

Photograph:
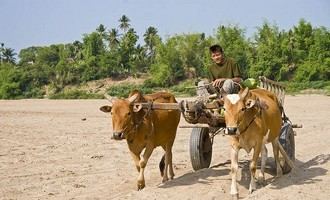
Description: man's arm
212,77,241,87
232,77,242,83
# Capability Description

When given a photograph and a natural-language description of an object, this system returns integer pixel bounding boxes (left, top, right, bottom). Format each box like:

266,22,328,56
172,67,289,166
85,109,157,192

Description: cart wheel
279,121,295,174
189,127,212,171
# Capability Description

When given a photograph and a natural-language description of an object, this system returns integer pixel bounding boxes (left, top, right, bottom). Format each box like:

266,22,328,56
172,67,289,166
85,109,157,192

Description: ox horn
127,93,139,104
240,87,249,99
104,93,116,102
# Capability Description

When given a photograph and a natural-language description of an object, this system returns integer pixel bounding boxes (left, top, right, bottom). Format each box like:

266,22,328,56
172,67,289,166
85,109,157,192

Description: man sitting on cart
206,44,242,95
182,44,244,123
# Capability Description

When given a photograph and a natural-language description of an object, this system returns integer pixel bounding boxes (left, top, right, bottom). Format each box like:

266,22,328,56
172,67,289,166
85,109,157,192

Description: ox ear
127,93,139,104
240,87,249,99
133,103,143,112
100,105,112,113
245,99,256,109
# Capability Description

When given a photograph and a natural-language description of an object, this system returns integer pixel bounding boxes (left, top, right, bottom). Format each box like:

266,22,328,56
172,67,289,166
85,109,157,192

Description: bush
22,87,45,98
106,83,154,98
0,64,23,99
148,63,172,87
0,82,22,99
49,89,103,99
169,79,196,96
284,81,330,94
105,80,197,98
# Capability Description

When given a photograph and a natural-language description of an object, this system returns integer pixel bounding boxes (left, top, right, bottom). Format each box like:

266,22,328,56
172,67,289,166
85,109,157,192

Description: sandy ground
0,95,329,200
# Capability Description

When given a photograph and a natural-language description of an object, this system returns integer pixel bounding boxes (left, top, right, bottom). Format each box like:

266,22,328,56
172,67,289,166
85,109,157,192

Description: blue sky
1,0,329,53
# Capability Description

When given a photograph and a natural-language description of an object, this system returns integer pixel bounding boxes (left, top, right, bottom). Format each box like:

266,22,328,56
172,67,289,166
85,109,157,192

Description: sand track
0,95,329,200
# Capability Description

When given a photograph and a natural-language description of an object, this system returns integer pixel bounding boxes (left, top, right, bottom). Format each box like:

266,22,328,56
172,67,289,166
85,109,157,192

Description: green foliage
106,83,154,98
143,26,161,67
80,56,100,82
20,64,51,96
215,25,250,77
49,89,103,99
18,47,39,65
107,28,120,49
292,19,314,61
82,32,105,58
1,18,329,99
0,63,23,99
284,81,330,94
1,47,17,64
169,79,196,96
149,34,209,86
180,34,210,77
119,28,139,74
147,63,172,87
119,15,131,33
248,22,283,80
36,45,60,66
106,81,197,98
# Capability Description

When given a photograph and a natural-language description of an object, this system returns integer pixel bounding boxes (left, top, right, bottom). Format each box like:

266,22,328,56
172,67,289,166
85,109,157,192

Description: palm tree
72,40,83,60
143,26,159,63
0,43,4,64
107,28,120,49
118,15,130,33
134,44,148,72
96,24,106,34
144,26,158,48
2,47,17,64
96,24,107,40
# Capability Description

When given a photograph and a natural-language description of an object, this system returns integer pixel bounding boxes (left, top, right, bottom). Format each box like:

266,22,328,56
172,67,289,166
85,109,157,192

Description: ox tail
159,154,165,177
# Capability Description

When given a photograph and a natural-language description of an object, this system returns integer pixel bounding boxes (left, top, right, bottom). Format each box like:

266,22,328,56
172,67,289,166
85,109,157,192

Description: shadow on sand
158,161,231,188
159,154,330,190
267,154,330,190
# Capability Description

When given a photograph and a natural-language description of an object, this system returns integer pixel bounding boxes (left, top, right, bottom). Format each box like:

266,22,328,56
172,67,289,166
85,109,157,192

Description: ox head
100,93,143,140
223,87,258,135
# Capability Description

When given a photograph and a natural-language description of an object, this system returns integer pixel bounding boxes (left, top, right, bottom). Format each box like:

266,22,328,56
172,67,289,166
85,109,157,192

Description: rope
238,103,262,134
126,101,154,142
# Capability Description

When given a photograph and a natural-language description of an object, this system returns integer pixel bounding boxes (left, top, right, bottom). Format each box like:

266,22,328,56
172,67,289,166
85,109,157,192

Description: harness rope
238,102,262,134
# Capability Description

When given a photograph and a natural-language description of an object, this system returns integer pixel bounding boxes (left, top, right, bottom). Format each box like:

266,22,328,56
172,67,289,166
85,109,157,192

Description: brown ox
223,88,282,199
100,90,181,190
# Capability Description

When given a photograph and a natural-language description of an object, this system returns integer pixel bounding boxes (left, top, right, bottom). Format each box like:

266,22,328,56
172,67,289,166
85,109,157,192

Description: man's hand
212,78,226,87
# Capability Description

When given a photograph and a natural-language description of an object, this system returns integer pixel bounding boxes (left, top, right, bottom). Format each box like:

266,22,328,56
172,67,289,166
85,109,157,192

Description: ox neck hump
227,94,240,104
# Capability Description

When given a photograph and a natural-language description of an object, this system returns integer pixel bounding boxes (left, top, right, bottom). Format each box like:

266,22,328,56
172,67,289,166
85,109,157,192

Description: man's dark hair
209,44,223,53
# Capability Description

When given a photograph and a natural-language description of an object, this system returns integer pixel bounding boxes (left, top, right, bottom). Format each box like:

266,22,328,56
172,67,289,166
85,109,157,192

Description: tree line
0,16,329,99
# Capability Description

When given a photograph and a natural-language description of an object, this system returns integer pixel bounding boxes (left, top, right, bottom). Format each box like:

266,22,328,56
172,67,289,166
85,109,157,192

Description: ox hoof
258,179,266,186
276,171,283,178
249,178,257,194
276,173,283,179
137,181,145,190
231,193,239,200
276,167,283,178
257,176,266,186
249,184,256,194
248,187,256,194
162,177,169,183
